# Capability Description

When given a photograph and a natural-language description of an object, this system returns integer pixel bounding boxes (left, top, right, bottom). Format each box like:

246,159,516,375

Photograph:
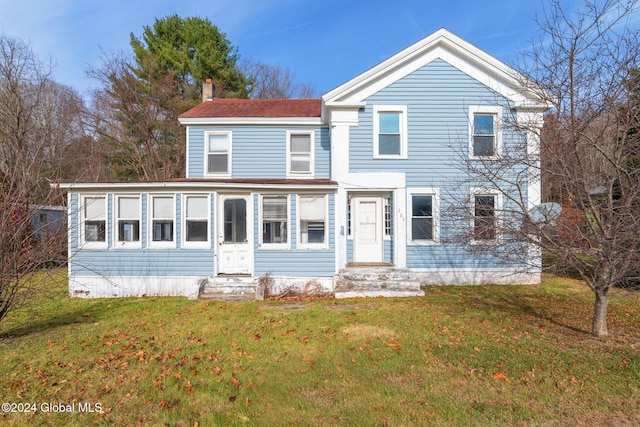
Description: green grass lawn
0,270,638,426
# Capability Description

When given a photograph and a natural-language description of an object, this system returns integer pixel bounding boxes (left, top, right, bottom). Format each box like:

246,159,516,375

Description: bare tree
452,0,640,337
241,59,317,99
0,35,71,324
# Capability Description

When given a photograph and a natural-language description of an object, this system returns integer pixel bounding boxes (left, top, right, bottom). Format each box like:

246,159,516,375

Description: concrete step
334,268,424,299
199,276,263,301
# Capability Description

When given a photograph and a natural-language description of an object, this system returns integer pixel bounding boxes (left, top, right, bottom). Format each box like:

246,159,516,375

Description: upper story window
149,195,174,246
287,131,314,177
184,194,209,246
115,195,141,248
205,131,231,176
260,195,289,248
373,105,408,159
298,195,328,249
469,106,502,158
81,195,106,247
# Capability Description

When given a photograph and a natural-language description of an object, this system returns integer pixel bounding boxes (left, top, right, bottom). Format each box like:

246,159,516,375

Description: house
58,28,548,300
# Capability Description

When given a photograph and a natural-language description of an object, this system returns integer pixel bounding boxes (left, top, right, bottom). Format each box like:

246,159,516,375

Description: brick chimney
202,78,214,102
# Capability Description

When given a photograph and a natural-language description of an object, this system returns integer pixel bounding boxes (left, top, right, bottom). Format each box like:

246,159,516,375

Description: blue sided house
60,29,548,300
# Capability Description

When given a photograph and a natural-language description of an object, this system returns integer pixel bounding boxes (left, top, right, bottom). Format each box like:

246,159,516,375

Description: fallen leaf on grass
492,372,510,382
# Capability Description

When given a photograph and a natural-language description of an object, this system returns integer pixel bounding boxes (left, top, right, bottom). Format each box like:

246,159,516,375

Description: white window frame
373,105,408,159
182,193,211,248
470,188,502,244
204,131,232,177
406,188,440,245
114,194,142,248
469,106,502,159
259,194,290,249
286,130,315,177
297,194,329,250
148,194,176,248
79,194,108,249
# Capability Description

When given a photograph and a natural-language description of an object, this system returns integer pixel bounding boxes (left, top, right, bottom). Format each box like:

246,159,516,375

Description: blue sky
0,0,631,98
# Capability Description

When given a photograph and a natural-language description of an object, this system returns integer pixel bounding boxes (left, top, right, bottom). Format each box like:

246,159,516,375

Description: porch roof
54,178,338,191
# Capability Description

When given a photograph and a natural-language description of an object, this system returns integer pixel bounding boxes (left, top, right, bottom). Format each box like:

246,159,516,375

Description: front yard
0,270,638,426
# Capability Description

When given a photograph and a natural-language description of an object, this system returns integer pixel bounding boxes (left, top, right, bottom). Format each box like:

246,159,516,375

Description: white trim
78,194,108,249
259,194,291,250
113,194,142,249
470,188,502,244
373,105,408,159
286,130,315,178
147,194,176,249
57,182,337,191
204,131,232,177
182,193,211,249
297,194,329,250
179,117,324,126
406,188,440,245
468,105,503,159
322,28,547,109
185,127,191,178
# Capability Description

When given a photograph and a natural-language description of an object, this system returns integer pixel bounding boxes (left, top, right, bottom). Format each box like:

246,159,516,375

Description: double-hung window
298,195,327,248
287,131,314,176
407,188,439,244
184,195,209,245
472,191,501,242
373,105,408,158
205,131,231,176
116,195,140,247
261,195,288,247
469,106,502,158
150,195,174,246
81,195,106,247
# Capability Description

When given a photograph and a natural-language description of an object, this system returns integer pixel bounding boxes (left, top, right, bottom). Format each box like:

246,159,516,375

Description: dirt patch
324,303,379,310
260,303,312,310
341,324,396,341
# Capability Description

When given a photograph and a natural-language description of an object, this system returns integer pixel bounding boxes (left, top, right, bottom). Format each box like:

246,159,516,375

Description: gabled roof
179,98,322,124
322,28,549,111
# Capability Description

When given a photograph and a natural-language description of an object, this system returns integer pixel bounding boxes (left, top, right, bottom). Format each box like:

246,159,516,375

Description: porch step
334,268,424,299
199,276,263,301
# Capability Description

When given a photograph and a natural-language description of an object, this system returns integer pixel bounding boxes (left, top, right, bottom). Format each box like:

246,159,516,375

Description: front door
217,195,252,275
353,197,384,263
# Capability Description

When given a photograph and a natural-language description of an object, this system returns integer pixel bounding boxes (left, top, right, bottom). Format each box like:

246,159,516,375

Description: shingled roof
179,98,322,119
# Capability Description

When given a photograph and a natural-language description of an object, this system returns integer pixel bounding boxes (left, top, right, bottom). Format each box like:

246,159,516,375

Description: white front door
353,197,384,263
217,195,252,275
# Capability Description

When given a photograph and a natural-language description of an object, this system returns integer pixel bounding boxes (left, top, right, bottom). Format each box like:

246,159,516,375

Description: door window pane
224,199,247,243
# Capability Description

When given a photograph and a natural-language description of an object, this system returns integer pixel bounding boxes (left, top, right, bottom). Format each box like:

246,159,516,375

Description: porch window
261,195,288,247
206,131,231,175
184,195,209,244
150,195,174,245
82,196,106,245
299,195,327,248
287,131,314,176
116,195,140,247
